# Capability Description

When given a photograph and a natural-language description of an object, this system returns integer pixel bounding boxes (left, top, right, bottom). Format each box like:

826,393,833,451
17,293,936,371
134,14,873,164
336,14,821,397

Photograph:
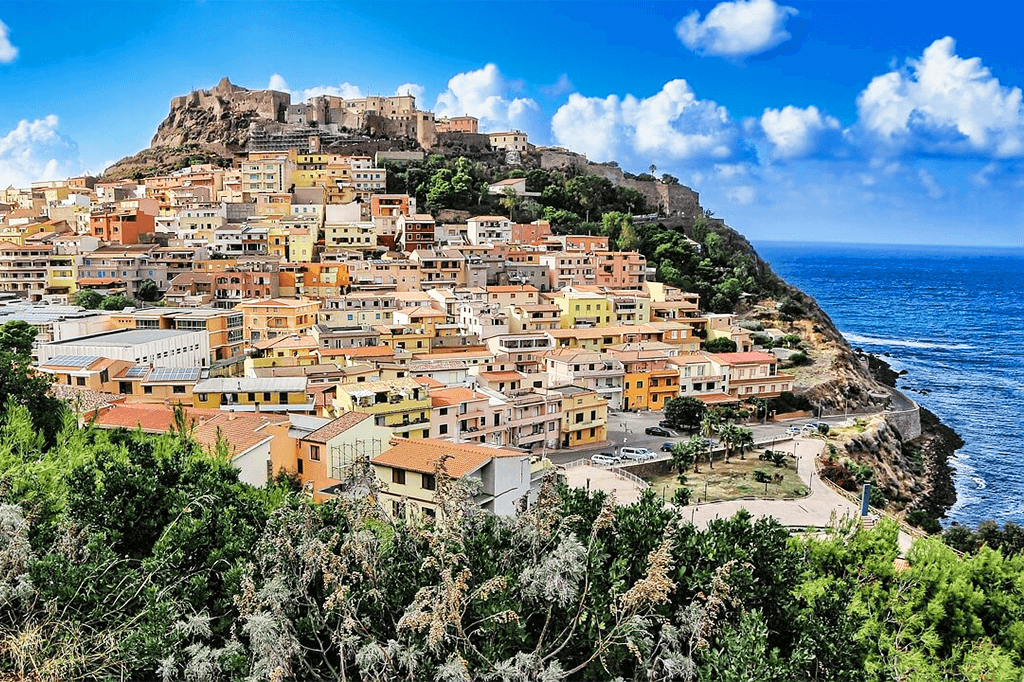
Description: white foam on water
842,331,975,350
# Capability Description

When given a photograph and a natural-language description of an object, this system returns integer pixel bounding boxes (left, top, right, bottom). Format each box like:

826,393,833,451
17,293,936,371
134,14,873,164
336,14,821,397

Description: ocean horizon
755,240,1024,527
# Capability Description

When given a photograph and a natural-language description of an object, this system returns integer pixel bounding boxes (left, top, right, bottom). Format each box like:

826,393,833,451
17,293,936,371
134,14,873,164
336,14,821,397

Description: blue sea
755,241,1024,527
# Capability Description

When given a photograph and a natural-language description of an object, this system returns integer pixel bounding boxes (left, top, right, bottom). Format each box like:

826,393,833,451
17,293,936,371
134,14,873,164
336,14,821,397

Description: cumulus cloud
542,74,575,98
760,105,842,159
395,82,424,100
268,73,289,93
676,0,797,59
0,20,17,63
551,79,743,165
266,74,364,101
856,37,1024,158
434,64,540,132
0,115,80,189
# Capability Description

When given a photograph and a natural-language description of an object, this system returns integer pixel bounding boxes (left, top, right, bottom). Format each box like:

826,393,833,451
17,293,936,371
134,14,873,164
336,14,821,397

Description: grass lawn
646,452,810,504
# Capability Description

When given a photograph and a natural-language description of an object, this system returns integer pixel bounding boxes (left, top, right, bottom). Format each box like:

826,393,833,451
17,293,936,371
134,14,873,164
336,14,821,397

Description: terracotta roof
397,306,447,318
193,414,277,454
415,376,445,389
373,437,522,478
487,285,538,293
318,346,395,358
91,403,224,433
479,370,525,381
302,411,371,444
430,387,479,407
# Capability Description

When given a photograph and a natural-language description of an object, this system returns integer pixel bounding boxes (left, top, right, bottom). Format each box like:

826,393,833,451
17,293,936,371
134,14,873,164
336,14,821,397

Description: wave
841,331,976,350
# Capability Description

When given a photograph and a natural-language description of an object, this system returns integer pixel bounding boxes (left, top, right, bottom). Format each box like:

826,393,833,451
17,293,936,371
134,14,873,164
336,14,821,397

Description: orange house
90,210,155,245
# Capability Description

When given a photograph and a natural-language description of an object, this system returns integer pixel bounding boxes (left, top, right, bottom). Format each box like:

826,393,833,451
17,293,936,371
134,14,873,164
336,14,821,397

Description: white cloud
856,37,1024,158
551,79,743,165
760,105,841,159
266,74,364,101
726,185,756,204
917,169,944,199
434,64,540,132
395,82,424,100
268,73,290,93
676,0,797,59
542,74,575,98
0,115,80,189
971,161,999,187
0,20,17,63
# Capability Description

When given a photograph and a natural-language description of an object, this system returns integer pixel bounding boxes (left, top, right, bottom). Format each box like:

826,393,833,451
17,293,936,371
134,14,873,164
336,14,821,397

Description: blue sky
1,0,1023,246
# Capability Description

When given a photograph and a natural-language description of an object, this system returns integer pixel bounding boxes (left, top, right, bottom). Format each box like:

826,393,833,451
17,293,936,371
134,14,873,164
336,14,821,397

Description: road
546,410,855,467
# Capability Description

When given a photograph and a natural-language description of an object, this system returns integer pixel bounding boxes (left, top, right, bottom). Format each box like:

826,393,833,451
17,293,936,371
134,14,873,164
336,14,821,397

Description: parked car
658,420,674,429
621,446,655,461
591,453,621,466
785,425,801,436
660,442,675,453
645,426,672,437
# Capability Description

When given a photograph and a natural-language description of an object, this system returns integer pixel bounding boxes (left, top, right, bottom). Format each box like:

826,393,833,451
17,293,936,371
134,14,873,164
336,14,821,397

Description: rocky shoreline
867,352,962,525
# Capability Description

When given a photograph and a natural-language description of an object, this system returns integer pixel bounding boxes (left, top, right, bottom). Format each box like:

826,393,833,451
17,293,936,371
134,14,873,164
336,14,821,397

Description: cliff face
150,77,291,153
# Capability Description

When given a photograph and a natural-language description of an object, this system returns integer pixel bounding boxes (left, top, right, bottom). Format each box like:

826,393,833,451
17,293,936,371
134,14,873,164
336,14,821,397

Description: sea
755,241,1024,527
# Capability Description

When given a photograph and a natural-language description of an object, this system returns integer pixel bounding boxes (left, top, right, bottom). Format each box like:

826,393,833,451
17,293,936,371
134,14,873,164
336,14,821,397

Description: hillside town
0,87,798,517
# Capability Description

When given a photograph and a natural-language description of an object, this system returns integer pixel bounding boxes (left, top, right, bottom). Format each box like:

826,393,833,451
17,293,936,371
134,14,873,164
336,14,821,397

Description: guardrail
563,457,650,489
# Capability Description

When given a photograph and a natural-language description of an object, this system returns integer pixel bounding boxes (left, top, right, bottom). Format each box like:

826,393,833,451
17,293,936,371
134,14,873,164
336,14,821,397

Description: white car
785,426,801,436
591,453,621,466
620,446,655,461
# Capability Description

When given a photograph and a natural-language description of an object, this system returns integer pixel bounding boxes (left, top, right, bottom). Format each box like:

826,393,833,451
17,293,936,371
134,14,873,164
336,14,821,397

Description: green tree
615,215,639,252
135,279,160,303
74,289,103,309
671,439,697,474
100,295,134,311
734,427,755,460
664,395,705,432
705,336,738,353
0,320,36,356
499,186,520,220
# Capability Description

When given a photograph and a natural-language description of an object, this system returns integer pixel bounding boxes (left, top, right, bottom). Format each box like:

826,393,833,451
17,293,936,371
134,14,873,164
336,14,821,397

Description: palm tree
719,423,739,463
734,427,755,460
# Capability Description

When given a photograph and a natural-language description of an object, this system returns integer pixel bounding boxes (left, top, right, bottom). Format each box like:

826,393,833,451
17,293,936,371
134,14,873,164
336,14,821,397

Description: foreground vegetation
3,388,1024,680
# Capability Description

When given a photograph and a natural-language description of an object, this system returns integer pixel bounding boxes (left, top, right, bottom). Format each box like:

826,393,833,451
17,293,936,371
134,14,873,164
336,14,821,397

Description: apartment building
706,351,794,400
396,214,437,252
333,378,431,440
192,376,315,413
238,297,321,342
78,244,168,298
0,241,51,300
543,349,625,409
594,251,647,289
552,385,608,448
467,216,512,245
108,307,245,363
90,209,155,245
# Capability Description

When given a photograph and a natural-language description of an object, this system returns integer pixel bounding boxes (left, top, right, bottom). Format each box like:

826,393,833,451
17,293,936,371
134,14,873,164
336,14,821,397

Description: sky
1,0,1023,247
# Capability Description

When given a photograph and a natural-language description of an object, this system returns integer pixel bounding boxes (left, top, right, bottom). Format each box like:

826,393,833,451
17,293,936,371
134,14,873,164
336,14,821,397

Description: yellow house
192,376,314,413
333,378,431,440
373,324,432,353
244,334,319,372
610,350,682,412
47,251,78,295
549,290,614,329
553,385,608,447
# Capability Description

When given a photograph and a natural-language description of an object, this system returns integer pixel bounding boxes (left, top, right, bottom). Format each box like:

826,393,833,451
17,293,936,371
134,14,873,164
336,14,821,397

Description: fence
564,457,650,489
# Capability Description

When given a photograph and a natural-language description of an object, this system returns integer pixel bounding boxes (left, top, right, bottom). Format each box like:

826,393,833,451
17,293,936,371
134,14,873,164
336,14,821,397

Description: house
333,378,431,440
542,348,624,409
551,385,608,448
489,131,531,153
192,376,315,414
372,438,531,519
237,297,320,343
293,411,392,501
704,351,793,400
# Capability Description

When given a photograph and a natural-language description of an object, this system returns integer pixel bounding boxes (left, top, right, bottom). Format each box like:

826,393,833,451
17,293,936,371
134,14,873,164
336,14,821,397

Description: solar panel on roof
43,354,101,368
147,367,201,382
124,365,149,378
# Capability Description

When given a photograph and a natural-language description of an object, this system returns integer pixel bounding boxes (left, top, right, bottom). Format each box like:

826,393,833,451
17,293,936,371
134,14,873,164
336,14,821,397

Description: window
421,473,436,491
173,385,186,394
76,376,86,386
297,458,304,474
309,445,320,461
439,424,448,435
392,469,406,485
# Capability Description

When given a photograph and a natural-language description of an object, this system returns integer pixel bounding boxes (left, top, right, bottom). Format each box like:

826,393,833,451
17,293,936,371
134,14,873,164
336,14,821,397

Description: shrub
672,487,692,506
788,351,811,367
705,337,738,353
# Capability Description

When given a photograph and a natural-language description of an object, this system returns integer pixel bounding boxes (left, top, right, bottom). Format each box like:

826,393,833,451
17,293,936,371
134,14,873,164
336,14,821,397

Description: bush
817,423,830,435
705,337,738,353
788,351,811,367
672,487,691,506
753,470,772,484
907,509,942,534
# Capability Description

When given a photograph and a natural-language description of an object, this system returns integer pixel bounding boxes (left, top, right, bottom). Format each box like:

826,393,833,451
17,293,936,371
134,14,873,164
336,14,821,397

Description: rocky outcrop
150,77,291,153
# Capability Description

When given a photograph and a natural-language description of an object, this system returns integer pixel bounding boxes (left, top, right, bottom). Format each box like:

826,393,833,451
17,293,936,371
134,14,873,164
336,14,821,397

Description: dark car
645,426,672,437
658,420,674,429
660,442,675,452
